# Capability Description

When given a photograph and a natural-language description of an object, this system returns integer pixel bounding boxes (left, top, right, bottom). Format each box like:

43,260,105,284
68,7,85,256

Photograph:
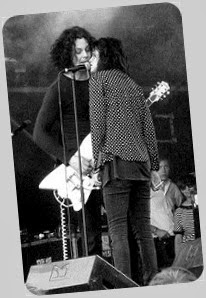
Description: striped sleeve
174,208,183,233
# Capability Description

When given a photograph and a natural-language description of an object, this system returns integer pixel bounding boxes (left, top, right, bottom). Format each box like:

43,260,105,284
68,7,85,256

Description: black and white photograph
0,1,205,297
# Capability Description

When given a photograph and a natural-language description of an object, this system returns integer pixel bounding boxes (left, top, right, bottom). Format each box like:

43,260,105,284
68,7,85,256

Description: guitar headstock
148,81,170,104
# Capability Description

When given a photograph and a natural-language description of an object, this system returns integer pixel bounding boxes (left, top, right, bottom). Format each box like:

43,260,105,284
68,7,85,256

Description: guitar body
39,164,95,211
39,81,170,211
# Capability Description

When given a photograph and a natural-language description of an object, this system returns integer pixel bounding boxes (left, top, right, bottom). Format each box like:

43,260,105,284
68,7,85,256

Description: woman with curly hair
89,37,159,285
33,26,102,257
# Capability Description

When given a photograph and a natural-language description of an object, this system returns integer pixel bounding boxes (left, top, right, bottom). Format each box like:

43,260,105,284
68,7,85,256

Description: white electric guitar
39,81,170,211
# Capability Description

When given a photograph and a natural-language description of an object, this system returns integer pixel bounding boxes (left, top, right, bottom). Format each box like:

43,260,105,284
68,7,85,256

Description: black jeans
154,236,175,269
103,178,158,284
77,189,103,257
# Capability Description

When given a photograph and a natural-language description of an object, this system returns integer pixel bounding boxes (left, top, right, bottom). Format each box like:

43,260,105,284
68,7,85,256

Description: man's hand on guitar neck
69,154,94,176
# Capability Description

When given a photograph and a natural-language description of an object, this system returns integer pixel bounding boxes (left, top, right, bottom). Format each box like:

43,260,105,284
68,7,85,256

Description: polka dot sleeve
137,91,159,171
89,75,106,169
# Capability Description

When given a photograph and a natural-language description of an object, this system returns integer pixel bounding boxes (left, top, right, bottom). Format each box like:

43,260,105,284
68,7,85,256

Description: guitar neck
145,81,170,107
146,97,153,107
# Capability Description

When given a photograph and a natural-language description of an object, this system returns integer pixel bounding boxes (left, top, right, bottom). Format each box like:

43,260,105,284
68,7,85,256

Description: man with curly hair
33,26,102,257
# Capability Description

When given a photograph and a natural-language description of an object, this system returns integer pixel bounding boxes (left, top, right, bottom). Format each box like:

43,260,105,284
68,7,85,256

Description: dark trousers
77,189,103,257
154,236,175,269
103,179,158,285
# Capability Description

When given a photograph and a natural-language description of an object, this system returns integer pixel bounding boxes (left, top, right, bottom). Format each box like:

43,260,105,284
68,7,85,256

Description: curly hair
94,37,129,73
50,26,95,71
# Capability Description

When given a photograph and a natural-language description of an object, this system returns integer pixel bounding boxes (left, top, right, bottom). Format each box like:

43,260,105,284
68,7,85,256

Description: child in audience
174,174,201,256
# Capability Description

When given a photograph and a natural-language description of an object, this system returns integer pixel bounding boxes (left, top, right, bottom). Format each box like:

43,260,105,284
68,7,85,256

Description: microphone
11,119,31,137
65,62,91,73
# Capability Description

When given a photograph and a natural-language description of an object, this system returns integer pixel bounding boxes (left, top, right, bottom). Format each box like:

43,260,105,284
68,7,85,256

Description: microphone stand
57,70,73,260
70,71,89,257
58,68,89,258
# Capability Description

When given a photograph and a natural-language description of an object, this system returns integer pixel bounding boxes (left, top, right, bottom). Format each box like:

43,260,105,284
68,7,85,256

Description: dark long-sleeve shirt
33,75,90,164
89,69,159,171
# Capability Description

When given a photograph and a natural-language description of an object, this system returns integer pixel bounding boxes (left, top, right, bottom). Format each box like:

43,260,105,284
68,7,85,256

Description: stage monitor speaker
172,238,204,278
21,237,75,282
26,255,139,294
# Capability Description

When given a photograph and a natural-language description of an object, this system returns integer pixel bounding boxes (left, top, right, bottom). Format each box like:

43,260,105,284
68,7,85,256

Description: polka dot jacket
89,69,159,171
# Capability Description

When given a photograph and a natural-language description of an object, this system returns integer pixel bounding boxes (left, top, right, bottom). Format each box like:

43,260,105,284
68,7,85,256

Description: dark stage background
2,3,196,235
